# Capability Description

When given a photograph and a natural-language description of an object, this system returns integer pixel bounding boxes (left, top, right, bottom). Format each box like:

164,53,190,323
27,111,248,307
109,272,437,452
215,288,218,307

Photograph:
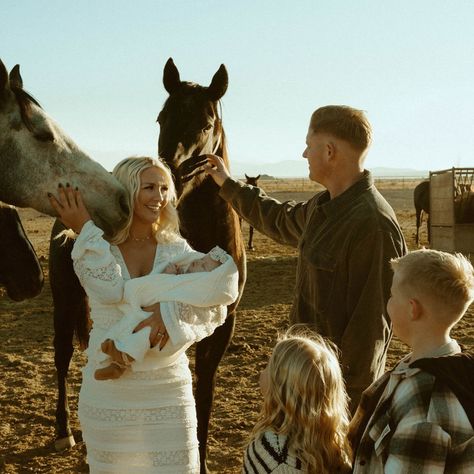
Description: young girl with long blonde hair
243,330,352,473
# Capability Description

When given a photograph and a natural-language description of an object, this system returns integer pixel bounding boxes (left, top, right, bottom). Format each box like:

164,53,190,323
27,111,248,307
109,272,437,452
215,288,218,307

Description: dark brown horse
48,59,246,471
244,174,260,250
0,204,43,301
48,221,89,450
158,58,246,473
455,191,474,223
414,180,430,245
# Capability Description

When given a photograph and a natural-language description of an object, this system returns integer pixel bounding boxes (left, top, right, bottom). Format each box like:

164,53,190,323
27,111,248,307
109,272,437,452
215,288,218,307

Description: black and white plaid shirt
352,340,474,473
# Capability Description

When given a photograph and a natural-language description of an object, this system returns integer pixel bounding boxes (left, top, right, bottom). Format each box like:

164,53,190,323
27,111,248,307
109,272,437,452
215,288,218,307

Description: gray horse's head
0,60,130,238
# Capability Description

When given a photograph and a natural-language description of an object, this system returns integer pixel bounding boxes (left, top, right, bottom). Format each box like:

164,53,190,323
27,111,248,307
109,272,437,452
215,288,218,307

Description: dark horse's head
157,58,228,197
0,204,43,301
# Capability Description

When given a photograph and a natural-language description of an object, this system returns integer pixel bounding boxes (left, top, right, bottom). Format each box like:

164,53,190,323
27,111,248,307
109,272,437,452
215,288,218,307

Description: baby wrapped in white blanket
95,246,239,380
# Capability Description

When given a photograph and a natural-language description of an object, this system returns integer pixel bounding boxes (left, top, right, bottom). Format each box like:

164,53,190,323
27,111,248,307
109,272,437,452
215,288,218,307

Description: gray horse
0,59,129,237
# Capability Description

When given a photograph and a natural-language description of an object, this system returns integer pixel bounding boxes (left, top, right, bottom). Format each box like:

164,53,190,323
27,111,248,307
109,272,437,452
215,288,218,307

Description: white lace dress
71,221,227,474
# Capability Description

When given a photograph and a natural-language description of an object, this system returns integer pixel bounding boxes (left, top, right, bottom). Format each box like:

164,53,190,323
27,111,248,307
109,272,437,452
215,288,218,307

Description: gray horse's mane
11,87,42,133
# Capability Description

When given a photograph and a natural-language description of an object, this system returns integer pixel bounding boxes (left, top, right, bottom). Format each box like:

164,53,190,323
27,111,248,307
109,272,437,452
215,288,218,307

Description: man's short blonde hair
391,249,474,318
309,105,372,152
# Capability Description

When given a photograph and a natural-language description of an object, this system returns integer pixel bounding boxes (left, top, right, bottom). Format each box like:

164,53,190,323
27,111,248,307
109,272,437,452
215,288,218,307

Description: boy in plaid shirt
350,249,474,473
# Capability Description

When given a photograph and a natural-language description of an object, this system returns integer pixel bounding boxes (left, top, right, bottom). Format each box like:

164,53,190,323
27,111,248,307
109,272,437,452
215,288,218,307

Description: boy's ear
409,298,423,320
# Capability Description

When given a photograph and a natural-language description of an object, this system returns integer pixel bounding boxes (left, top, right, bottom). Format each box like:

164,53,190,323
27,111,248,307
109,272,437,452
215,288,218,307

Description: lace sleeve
160,301,227,346
71,220,124,304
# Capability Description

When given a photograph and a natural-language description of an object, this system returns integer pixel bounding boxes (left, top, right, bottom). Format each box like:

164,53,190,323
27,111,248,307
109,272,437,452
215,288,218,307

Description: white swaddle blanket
102,246,239,369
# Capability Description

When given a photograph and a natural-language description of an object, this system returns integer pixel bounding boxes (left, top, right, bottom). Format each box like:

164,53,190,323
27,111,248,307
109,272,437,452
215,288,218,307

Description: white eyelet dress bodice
71,221,228,473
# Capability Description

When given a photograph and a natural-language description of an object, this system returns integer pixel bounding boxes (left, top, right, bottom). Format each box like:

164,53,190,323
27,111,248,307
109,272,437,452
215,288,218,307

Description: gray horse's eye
34,130,54,142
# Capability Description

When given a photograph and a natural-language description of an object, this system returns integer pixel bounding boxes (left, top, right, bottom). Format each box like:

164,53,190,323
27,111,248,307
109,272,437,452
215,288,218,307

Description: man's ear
326,141,336,160
409,298,423,321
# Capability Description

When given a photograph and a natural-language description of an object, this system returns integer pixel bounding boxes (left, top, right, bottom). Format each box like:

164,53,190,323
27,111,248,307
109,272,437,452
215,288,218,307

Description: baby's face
187,255,221,273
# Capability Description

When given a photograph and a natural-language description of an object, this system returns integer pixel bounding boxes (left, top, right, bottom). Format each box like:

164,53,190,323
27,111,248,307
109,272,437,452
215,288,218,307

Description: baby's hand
164,263,179,274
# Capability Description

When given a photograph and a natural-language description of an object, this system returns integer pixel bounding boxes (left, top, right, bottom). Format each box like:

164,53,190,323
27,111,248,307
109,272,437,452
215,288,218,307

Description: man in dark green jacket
205,105,407,411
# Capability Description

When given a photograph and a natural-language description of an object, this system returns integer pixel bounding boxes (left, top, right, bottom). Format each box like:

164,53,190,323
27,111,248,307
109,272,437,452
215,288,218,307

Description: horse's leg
248,225,255,251
49,222,86,450
415,208,421,245
194,310,236,474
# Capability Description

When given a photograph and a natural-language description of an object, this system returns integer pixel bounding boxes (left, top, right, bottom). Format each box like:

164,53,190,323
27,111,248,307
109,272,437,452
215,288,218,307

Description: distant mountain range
230,160,429,178
92,150,429,179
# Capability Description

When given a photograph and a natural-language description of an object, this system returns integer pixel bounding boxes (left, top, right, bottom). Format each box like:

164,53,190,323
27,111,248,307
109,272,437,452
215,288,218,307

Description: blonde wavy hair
250,328,352,473
109,156,181,245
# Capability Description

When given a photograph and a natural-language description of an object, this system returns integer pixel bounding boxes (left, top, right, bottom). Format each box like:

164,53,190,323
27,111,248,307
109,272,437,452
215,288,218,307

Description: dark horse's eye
202,124,212,132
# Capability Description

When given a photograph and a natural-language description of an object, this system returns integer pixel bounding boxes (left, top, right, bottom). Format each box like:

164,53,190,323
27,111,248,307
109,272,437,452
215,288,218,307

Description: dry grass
253,177,423,193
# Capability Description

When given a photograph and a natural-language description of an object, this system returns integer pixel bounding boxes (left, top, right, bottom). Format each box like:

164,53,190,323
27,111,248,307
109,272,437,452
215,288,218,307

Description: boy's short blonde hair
391,249,474,319
309,105,372,152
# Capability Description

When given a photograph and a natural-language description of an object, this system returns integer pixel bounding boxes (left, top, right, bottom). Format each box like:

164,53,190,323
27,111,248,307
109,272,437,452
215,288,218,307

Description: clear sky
2,0,473,174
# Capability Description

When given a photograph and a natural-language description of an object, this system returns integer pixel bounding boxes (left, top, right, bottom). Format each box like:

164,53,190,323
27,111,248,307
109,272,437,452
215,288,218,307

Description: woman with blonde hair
49,156,232,473
243,329,352,473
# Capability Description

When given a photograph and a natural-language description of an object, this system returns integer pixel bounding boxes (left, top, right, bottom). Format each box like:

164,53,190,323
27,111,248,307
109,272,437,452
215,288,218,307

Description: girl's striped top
242,431,304,473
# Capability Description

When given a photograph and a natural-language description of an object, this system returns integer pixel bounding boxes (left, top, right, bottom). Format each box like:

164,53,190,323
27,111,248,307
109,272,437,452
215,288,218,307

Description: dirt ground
1,184,473,473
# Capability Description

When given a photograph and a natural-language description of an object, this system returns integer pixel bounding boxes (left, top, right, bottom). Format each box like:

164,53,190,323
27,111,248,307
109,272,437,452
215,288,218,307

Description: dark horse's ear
207,64,228,101
9,64,23,89
245,173,249,180
256,174,261,180
163,58,181,94
0,59,8,95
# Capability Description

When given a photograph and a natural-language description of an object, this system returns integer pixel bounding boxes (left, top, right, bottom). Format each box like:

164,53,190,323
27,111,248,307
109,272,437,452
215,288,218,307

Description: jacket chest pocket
300,245,337,315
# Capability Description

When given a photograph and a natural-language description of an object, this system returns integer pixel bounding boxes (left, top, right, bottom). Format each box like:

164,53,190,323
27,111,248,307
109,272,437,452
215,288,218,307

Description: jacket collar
316,170,374,217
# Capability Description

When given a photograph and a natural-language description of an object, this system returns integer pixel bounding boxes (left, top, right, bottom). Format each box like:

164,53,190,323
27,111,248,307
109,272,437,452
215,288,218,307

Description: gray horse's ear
0,59,8,93
207,64,228,101
9,64,23,89
163,58,181,94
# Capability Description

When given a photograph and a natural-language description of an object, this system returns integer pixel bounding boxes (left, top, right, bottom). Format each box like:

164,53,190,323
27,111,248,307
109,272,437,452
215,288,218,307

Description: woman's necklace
129,234,152,242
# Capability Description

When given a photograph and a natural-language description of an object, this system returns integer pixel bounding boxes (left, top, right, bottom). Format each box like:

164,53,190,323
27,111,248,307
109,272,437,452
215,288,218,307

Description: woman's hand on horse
48,184,92,233
134,303,169,350
204,154,231,187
